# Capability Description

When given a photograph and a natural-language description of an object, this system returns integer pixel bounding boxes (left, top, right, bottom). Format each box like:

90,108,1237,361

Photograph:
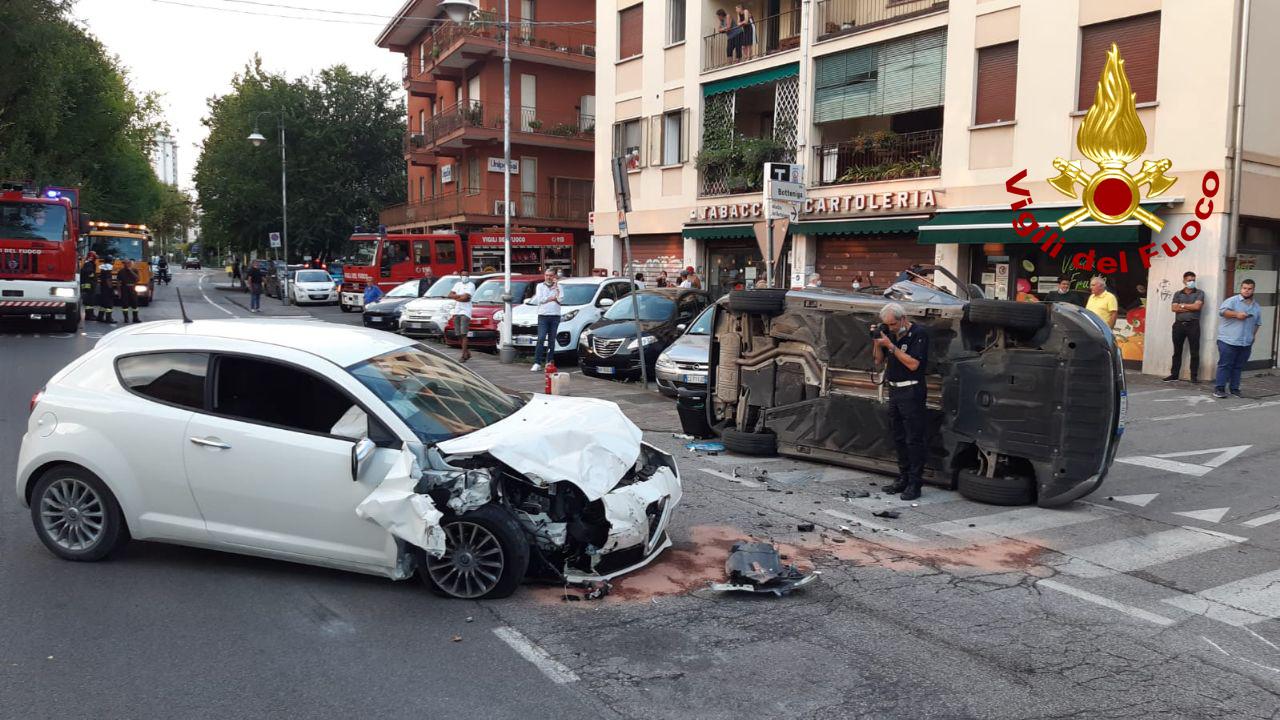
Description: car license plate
369,317,382,323
513,335,535,346
466,331,475,338
1117,389,1128,435
597,366,615,375
680,373,705,384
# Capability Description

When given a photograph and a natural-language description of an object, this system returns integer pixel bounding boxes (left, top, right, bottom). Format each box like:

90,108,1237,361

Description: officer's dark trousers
889,384,928,489
1170,320,1200,380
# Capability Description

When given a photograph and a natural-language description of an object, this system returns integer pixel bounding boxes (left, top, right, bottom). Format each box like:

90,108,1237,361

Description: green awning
682,223,756,240
703,63,799,97
917,202,1168,245
791,216,925,236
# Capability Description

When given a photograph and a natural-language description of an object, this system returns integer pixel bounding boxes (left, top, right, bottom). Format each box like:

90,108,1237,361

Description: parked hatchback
292,269,338,305
578,288,710,380
508,277,637,360
362,278,436,331
654,305,714,397
444,275,540,349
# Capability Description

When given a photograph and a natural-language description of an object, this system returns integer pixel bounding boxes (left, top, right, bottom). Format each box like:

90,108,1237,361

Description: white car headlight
655,354,676,369
561,309,579,322
626,335,659,350
494,310,505,322
51,287,75,298
135,285,148,293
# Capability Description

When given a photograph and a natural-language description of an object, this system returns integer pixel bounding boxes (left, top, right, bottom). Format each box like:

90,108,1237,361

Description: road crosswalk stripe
1161,569,1280,626
1038,579,1177,626
1241,510,1280,528
925,505,1114,541
1056,526,1246,578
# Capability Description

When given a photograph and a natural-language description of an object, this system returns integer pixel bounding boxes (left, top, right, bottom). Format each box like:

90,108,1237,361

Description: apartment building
592,0,1280,376
377,1,596,275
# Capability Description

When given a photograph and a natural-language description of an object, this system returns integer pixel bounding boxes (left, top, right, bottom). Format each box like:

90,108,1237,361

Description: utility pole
612,157,648,389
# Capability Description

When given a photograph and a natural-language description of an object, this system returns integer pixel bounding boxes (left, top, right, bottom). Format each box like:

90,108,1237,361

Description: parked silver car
655,305,713,397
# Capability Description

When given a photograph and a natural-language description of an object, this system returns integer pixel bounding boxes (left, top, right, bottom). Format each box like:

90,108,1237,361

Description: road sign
768,181,806,202
588,211,596,231
268,232,281,249
768,200,799,221
617,210,629,237
765,162,803,184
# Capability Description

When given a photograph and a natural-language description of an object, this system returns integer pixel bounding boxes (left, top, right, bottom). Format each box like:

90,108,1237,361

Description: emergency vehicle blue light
44,189,61,199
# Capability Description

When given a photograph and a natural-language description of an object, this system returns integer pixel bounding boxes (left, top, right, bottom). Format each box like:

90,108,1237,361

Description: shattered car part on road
711,542,818,597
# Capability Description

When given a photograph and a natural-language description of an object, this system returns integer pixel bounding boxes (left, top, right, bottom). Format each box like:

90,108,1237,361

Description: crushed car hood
436,395,642,501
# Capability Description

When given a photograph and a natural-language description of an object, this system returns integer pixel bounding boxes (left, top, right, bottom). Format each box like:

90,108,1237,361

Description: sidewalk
1125,368,1280,398
213,281,311,317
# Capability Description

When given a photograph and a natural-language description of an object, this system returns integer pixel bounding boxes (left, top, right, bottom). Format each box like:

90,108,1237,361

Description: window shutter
1078,12,1160,111
681,108,690,163
974,42,1018,124
619,6,643,59
651,115,663,166
878,29,946,115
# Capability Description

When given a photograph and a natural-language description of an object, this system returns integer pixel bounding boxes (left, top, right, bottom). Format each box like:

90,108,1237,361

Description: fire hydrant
544,359,557,394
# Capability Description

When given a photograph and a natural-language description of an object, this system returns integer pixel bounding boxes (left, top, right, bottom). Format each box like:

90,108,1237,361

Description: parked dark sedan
578,288,710,380
362,278,436,331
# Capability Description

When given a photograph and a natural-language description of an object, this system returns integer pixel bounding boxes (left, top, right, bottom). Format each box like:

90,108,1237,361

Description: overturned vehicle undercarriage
704,269,1125,508
356,396,682,599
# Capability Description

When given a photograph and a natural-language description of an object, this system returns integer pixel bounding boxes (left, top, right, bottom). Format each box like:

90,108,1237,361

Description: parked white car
17,320,682,599
400,273,499,337
507,277,637,356
292,269,338,305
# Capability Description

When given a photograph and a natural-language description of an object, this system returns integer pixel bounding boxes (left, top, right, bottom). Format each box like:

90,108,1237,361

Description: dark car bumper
0,300,77,321
444,327,500,347
362,312,399,329
577,342,663,379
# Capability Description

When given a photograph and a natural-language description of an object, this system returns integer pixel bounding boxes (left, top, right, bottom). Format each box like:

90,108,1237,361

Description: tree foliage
0,0,166,221
194,58,406,261
147,183,195,247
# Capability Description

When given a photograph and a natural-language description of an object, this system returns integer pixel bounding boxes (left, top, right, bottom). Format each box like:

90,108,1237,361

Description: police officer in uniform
117,262,140,323
79,252,98,322
873,302,929,501
96,257,117,324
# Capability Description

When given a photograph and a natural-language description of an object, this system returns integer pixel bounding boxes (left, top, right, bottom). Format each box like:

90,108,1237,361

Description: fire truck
337,229,465,312
0,182,85,332
84,221,156,305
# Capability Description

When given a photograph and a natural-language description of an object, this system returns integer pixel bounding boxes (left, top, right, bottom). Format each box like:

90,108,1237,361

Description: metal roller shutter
628,234,684,284
1078,12,1160,111
817,235,933,288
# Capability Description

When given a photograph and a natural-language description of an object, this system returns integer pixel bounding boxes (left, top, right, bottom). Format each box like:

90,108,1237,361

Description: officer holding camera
872,302,929,500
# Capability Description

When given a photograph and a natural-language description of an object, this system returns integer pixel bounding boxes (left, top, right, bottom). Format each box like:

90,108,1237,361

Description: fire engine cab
338,230,465,312
0,182,85,332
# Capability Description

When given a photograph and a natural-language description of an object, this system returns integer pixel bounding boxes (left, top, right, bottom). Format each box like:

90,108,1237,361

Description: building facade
592,0,1279,375
152,130,178,188
376,0,597,276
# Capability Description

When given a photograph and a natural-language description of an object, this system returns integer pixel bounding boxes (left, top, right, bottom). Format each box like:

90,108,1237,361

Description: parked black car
265,264,303,298
361,278,437,331
578,288,710,380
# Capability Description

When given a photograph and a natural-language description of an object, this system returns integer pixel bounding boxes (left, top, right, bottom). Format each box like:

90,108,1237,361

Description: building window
619,5,643,60
1078,12,1160,111
418,109,426,133
813,29,946,123
418,176,425,202
468,156,480,191
667,0,685,45
660,109,687,166
613,119,644,170
418,43,426,73
974,42,1017,125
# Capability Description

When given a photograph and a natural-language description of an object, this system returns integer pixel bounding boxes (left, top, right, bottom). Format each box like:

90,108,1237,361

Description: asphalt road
3,269,1280,719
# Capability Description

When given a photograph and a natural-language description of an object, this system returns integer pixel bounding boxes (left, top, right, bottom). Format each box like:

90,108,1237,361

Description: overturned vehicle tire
728,289,788,316
722,427,778,457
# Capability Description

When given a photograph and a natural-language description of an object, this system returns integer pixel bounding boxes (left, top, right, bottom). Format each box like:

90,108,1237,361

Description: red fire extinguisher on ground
544,359,557,394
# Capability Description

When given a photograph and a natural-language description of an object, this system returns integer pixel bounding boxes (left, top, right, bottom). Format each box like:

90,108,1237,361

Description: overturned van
705,271,1125,507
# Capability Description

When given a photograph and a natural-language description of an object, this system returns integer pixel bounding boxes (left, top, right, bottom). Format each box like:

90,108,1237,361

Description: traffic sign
765,162,803,184
268,232,281,249
768,201,799,221
768,181,806,202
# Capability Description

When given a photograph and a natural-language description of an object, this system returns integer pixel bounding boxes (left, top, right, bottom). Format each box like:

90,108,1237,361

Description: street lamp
438,0,477,23
247,109,289,303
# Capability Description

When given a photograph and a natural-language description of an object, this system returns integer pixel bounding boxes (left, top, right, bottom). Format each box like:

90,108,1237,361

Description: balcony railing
414,101,595,149
703,7,802,72
813,129,941,186
420,13,596,75
380,189,592,228
817,0,948,40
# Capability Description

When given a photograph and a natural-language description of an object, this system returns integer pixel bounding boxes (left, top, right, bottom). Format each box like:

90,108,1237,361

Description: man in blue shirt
1213,279,1263,399
363,283,384,307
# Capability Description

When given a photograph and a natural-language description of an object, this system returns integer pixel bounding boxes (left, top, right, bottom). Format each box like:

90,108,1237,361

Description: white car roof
121,319,414,367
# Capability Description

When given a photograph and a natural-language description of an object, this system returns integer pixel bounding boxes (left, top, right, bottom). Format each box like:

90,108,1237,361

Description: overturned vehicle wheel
722,427,778,457
420,504,530,599
963,298,1047,331
728,289,787,316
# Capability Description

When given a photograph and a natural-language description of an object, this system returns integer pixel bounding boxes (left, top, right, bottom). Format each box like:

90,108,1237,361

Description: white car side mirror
599,298,614,307
677,323,687,331
351,438,376,481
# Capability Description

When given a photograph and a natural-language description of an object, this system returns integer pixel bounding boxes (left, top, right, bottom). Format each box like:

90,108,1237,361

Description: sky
72,0,408,189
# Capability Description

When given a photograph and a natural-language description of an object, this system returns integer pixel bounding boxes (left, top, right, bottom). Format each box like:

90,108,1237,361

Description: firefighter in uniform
873,302,930,501
117,262,140,324
79,252,98,322
96,257,117,324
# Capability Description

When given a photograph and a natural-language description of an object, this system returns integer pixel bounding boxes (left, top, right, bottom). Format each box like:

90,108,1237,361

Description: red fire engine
338,230,466,312
0,182,86,332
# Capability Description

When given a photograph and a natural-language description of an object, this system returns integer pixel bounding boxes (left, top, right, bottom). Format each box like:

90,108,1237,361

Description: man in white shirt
530,269,563,372
678,270,693,289
634,272,646,289
448,269,476,362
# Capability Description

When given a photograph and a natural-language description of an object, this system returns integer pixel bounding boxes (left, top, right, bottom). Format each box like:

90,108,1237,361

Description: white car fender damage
354,447,447,558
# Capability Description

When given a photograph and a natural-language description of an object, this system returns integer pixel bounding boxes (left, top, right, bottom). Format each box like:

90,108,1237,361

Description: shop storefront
625,234,684,284
920,204,1167,367
1237,219,1280,370
792,215,933,291
682,222,790,298
467,231,574,275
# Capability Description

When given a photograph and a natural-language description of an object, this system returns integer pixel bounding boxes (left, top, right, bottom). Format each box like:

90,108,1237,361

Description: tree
194,58,406,261
147,184,195,256
0,0,166,220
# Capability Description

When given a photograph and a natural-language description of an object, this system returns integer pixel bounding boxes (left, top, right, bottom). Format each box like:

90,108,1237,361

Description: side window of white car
117,352,209,411
212,355,357,437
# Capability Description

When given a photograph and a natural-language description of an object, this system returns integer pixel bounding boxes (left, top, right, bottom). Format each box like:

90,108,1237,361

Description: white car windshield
296,270,330,283
348,345,525,444
604,293,674,322
425,275,458,297
686,306,714,335
386,280,421,298
556,284,599,306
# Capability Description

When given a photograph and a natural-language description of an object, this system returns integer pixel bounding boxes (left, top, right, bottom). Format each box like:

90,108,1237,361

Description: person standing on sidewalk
449,270,476,363
1213,279,1263,399
1164,271,1204,383
1044,277,1084,307
247,261,265,313
873,303,929,501
1085,276,1118,329
530,269,563,372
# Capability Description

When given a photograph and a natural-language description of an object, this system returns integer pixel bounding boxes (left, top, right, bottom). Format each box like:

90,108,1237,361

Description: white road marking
197,274,236,317
1148,413,1204,421
1229,400,1280,412
1201,636,1280,674
1162,569,1280,627
700,468,763,488
1115,445,1251,478
1173,507,1231,524
926,505,1113,542
1245,626,1280,652
1152,394,1217,406
1056,526,1245,578
493,627,579,684
1241,510,1280,528
823,509,922,542
1127,388,1178,397
1111,493,1159,507
1038,579,1176,626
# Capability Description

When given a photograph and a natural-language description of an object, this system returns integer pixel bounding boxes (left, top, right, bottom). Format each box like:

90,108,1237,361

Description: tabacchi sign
1002,44,1218,273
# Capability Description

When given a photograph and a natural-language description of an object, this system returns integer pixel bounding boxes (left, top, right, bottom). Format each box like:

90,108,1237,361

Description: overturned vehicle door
706,272,1124,507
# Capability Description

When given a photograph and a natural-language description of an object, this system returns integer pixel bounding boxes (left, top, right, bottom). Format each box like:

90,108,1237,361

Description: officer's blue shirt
1217,294,1262,347
885,321,929,382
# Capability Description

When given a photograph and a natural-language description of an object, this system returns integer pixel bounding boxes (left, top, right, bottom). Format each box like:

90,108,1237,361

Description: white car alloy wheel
30,467,127,561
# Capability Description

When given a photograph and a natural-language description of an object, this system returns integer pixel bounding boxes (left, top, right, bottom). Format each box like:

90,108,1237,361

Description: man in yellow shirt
1085,276,1118,328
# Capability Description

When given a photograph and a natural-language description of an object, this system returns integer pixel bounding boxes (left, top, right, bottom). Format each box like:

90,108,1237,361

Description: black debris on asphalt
872,510,901,519
797,523,815,532
711,542,818,597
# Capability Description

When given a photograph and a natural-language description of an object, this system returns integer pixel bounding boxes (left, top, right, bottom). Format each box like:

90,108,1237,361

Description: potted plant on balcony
526,118,543,131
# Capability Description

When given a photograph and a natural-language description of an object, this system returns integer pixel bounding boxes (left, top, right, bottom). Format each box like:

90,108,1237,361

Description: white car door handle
189,436,231,450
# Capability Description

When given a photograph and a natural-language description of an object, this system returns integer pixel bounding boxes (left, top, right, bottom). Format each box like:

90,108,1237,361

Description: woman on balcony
735,4,756,61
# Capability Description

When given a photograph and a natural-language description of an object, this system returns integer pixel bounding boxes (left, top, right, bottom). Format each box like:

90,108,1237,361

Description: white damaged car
16,320,681,598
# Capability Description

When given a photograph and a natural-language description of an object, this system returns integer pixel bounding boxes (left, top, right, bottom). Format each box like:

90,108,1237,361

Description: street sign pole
764,162,806,290
612,157,648,389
